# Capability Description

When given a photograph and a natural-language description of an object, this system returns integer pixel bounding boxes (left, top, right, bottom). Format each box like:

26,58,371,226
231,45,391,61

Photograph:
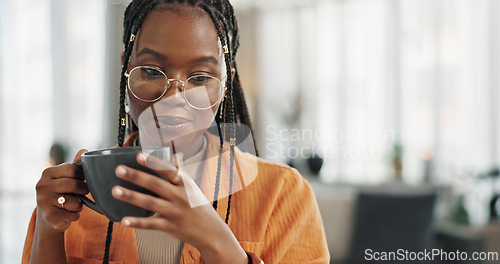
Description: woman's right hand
35,149,90,236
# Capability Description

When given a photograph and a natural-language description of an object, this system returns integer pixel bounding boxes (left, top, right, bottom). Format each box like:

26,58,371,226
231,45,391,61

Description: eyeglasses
125,66,225,110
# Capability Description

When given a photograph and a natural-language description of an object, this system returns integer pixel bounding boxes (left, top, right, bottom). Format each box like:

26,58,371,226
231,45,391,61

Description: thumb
72,149,88,162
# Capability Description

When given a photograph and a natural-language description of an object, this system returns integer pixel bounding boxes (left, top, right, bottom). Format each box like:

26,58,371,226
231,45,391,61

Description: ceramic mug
73,146,170,222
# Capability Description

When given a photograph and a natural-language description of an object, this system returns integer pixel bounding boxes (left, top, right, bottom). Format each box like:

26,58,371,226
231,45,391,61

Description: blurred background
1,0,500,263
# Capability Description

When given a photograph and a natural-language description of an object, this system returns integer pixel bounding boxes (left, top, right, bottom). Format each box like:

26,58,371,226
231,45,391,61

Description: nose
163,79,186,104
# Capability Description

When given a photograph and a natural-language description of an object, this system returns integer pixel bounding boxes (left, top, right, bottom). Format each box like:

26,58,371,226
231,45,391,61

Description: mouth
155,115,192,129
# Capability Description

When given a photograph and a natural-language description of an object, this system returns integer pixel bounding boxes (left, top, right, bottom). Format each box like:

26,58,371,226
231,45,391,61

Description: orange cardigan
23,133,330,263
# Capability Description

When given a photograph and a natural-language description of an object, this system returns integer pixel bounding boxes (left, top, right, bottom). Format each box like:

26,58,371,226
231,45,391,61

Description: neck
174,133,206,161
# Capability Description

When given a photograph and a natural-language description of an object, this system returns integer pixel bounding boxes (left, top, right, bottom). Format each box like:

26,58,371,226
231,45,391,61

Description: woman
23,0,329,263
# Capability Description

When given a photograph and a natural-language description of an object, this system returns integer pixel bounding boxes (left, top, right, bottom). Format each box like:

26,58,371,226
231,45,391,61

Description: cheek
128,96,149,125
191,106,218,132
211,101,222,118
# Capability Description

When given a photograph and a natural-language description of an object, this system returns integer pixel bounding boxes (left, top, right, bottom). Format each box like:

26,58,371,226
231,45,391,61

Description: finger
43,163,84,180
72,149,88,162
115,165,178,199
121,216,172,231
112,185,174,214
37,169,88,200
165,169,182,186
139,152,176,171
137,153,182,185
52,194,83,212
52,177,89,195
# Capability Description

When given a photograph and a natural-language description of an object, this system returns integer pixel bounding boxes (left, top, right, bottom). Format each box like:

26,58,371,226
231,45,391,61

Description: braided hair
103,1,256,263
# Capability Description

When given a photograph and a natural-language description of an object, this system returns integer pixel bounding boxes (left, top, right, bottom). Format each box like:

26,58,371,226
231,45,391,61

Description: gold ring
57,195,66,209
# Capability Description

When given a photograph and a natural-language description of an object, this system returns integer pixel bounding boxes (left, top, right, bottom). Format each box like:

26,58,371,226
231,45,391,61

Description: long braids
103,1,158,264
104,0,256,262
198,2,235,216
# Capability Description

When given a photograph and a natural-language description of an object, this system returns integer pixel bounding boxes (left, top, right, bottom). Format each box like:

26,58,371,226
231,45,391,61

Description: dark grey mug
73,146,170,222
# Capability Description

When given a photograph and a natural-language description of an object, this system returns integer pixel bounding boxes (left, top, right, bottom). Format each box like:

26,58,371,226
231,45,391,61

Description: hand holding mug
35,149,89,235
110,152,243,258
73,146,170,222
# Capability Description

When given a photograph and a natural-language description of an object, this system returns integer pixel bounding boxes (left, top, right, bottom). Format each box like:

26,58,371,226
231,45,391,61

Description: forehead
134,5,220,60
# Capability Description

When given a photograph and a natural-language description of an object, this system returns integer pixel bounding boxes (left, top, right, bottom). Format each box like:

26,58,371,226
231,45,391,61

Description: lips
156,115,192,128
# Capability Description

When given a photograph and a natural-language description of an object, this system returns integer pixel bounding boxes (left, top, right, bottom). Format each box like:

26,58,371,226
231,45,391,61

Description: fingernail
122,219,131,226
113,186,124,196
139,153,148,163
116,166,126,176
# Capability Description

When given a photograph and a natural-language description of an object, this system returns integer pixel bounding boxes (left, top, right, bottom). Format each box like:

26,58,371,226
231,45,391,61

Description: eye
140,67,164,79
189,75,212,85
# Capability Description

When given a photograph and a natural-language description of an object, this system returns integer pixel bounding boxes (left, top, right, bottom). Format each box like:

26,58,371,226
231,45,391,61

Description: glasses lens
184,75,223,109
128,67,168,101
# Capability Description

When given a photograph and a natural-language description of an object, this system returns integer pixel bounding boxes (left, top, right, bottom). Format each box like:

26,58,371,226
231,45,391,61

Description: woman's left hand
111,152,248,264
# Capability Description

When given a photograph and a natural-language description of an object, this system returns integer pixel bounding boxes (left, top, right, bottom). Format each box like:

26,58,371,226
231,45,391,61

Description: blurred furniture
309,179,440,263
345,189,437,263
311,181,356,262
435,221,500,264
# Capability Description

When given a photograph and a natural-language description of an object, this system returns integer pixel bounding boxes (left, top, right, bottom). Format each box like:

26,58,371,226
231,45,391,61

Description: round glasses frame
124,65,225,110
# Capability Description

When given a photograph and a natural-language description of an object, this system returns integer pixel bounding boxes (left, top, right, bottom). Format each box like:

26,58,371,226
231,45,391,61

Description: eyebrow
137,48,219,66
137,48,167,60
189,56,219,66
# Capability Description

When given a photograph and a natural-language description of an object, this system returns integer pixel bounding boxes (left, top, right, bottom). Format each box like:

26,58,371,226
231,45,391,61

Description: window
256,0,500,184
0,0,105,262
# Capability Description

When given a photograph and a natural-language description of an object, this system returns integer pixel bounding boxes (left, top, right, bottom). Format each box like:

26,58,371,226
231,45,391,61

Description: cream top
135,135,208,264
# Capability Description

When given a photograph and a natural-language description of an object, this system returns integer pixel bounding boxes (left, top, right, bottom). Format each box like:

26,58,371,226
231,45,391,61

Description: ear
121,52,125,66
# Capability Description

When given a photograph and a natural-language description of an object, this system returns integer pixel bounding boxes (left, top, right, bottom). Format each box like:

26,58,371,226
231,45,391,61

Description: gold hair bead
130,34,136,42
222,45,229,54
121,118,126,126
230,137,236,146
